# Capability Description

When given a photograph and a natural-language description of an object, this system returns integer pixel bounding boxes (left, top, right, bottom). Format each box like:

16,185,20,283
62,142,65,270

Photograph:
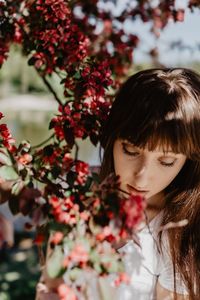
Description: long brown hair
99,68,200,299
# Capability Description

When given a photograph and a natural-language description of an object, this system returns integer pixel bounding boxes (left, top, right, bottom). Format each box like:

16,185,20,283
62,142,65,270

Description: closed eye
160,161,176,167
122,143,140,157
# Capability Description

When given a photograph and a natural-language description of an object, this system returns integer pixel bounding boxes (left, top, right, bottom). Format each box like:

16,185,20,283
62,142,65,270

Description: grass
0,232,41,300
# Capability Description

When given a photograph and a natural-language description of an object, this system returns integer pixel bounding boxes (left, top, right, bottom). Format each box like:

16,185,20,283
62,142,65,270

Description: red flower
69,244,89,264
96,226,116,243
75,161,89,185
120,194,145,229
80,211,90,221
14,23,23,43
57,283,77,300
34,233,45,245
0,122,15,150
114,272,130,287
18,153,32,165
50,231,64,245
175,9,185,22
0,40,9,67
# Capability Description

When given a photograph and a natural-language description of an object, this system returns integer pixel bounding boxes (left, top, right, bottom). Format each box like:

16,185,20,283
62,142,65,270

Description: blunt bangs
118,116,200,161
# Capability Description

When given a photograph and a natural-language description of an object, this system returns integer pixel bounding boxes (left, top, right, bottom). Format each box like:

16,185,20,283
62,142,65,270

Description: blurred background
1,2,200,299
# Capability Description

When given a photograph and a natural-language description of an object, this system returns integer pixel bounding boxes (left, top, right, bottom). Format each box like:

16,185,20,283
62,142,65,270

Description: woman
100,68,200,299
37,68,200,299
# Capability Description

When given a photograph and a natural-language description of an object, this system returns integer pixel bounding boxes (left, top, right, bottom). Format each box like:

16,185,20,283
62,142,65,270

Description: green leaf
46,245,65,278
85,191,94,197
51,166,61,179
69,268,82,281
98,277,117,300
66,170,76,187
64,126,75,148
92,172,100,184
28,57,35,66
89,218,100,235
8,196,19,215
11,181,24,195
74,71,81,79
0,150,12,166
101,255,120,273
19,141,31,152
43,145,54,156
93,262,102,274
0,166,19,180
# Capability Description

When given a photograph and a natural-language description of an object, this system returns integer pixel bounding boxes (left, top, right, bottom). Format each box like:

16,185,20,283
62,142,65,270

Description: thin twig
37,245,45,266
74,140,79,160
31,133,55,149
40,74,63,106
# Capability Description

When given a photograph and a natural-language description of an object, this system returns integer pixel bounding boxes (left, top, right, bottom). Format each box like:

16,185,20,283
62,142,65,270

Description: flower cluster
0,1,13,67
49,195,80,225
0,113,15,151
120,194,145,231
51,99,111,147
49,58,113,147
26,0,90,75
0,0,23,67
79,60,113,100
0,41,9,67
35,143,73,181
58,283,77,300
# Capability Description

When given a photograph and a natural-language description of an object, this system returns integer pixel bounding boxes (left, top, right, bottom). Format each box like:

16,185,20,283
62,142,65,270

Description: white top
116,211,188,300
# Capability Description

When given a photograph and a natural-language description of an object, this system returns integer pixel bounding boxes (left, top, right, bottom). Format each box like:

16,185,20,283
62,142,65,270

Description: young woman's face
113,139,187,206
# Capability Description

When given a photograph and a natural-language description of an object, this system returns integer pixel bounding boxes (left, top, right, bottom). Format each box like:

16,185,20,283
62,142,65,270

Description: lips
126,184,149,196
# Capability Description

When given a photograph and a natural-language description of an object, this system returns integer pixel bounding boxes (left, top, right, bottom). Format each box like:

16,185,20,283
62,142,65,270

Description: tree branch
31,133,55,149
40,74,63,107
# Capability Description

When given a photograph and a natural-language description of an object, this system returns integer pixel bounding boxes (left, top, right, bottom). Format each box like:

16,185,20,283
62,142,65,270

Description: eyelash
160,161,175,167
122,144,139,157
122,144,176,167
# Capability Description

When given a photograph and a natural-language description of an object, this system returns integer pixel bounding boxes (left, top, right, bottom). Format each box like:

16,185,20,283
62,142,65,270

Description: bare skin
156,282,189,300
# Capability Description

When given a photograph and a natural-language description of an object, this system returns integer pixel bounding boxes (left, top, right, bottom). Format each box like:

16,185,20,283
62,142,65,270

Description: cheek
155,164,185,190
113,144,129,178
113,153,125,176
157,173,176,190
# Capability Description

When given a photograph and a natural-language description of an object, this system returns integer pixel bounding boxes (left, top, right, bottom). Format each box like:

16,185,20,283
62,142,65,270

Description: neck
145,192,165,222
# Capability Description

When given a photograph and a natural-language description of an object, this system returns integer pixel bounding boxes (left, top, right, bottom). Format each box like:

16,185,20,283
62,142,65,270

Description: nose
133,159,149,189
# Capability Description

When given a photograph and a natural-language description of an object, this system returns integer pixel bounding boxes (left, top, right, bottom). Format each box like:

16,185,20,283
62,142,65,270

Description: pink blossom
57,283,77,300
50,231,64,245
70,244,89,264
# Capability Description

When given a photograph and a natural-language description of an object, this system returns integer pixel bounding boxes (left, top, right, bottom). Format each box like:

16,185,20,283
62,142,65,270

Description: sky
98,0,200,65
121,2,200,65
131,8,200,65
